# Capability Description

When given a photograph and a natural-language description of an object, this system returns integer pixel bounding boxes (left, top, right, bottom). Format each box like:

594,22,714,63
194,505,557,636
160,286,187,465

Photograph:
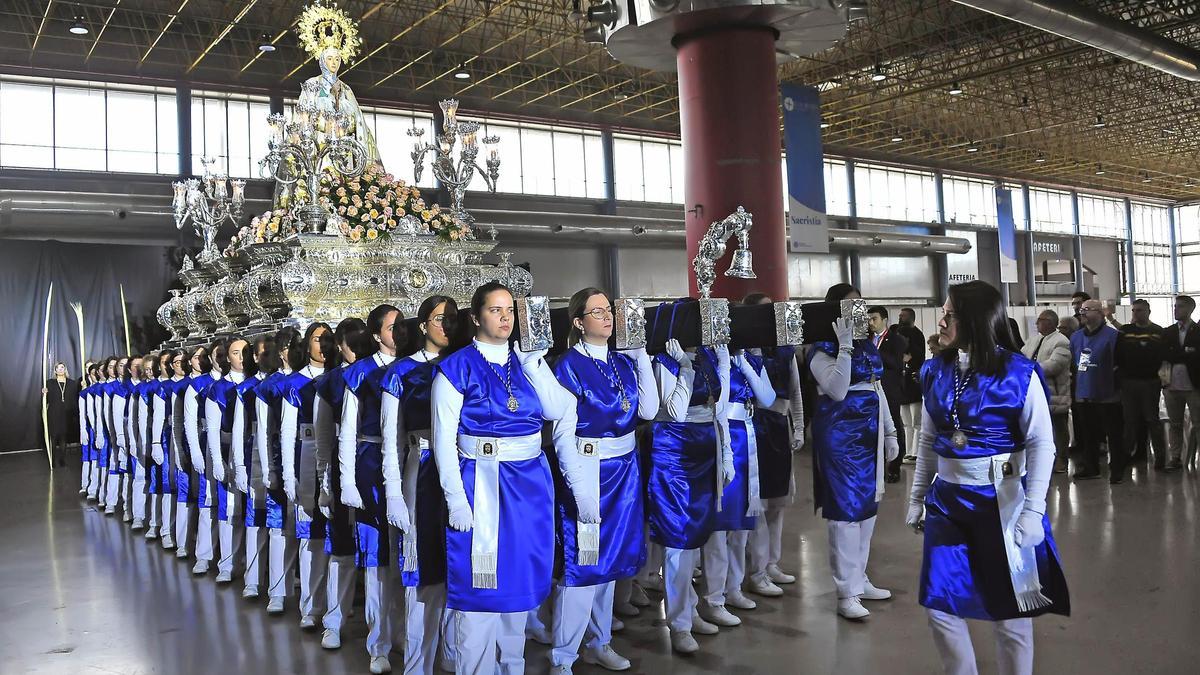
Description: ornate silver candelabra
172,158,246,265
408,99,501,238
691,206,757,345
259,104,370,233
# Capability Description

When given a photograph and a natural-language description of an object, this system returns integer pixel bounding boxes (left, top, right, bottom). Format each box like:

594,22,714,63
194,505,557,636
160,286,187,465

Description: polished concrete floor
2,450,1196,675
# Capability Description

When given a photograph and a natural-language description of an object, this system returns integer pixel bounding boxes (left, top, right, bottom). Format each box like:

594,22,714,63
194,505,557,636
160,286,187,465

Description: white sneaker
79,488,88,496
766,564,796,585
527,626,552,645
175,547,189,559
321,629,341,649
629,582,651,607
698,603,741,627
837,597,870,620
614,600,640,617
369,656,392,674
691,612,720,635
144,528,158,540
582,644,632,671
131,519,145,531
124,513,133,523
267,597,284,614
725,591,757,610
215,571,232,584
103,506,115,515
747,576,784,597
861,580,892,601
242,585,260,599
161,536,174,549
610,617,624,632
191,560,209,575
299,615,317,630
670,630,699,654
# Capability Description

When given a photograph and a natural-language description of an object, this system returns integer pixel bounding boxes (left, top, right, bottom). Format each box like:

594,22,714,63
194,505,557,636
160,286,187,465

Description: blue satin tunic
646,350,719,550
207,377,241,523
188,373,215,508
343,355,395,568
236,377,273,529
315,366,356,558
714,352,763,532
552,347,647,587
382,354,448,587
283,369,326,540
808,341,882,523
437,345,554,614
754,347,796,499
918,351,1070,621
157,378,191,504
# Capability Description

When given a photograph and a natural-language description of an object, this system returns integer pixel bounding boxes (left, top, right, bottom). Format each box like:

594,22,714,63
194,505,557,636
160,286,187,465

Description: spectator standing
894,308,925,464
1070,300,1127,484
868,306,909,484
1112,299,1166,468
1160,295,1200,473
1022,310,1072,473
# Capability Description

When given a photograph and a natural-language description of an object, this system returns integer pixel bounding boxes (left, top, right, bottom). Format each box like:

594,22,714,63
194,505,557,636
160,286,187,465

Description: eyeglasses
581,307,615,320
426,314,448,325
171,359,184,365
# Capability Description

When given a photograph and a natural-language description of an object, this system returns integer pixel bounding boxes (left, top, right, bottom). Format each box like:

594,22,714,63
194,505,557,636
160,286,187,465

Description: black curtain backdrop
0,240,173,453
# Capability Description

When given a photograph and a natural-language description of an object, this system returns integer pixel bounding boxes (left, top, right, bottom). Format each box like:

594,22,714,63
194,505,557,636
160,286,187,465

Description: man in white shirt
1160,295,1200,472
1022,310,1072,473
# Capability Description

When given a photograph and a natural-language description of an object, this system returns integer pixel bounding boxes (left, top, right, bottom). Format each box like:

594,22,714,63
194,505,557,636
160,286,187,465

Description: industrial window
614,132,680,204
1130,202,1172,295
852,162,938,223
190,90,272,179
0,76,177,174
466,117,606,199
942,175,998,227
1076,193,1126,239
361,106,437,189
1028,187,1074,235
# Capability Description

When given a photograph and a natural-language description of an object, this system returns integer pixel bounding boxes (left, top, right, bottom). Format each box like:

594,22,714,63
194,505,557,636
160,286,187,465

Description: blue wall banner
996,187,1019,284
781,83,829,254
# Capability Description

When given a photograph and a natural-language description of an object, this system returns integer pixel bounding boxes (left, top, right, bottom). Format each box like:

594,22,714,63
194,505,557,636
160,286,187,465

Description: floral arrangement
317,162,473,243
224,209,297,256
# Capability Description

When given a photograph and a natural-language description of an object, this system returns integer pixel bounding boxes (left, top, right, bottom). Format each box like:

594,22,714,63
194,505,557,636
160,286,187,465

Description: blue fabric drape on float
0,240,172,452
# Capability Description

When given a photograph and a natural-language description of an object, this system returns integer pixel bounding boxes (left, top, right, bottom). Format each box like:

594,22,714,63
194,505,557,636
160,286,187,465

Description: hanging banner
781,83,829,254
996,187,1019,284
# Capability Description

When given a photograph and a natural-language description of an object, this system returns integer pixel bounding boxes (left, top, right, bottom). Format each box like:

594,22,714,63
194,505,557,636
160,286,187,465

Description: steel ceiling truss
0,0,1198,199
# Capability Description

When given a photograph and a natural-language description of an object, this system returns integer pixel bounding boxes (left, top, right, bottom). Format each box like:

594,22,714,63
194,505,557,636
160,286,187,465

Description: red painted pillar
677,26,788,302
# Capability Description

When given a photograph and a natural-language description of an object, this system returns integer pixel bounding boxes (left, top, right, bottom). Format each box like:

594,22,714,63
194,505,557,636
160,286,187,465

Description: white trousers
245,525,266,588
81,459,93,493
297,537,328,619
827,516,876,599
130,459,146,521
323,554,358,632
363,565,395,658
901,402,922,453
159,492,175,539
748,505,786,583
701,530,749,606
455,610,527,675
442,609,459,669
176,500,194,552
267,527,294,600
216,494,239,576
104,468,120,509
927,609,1034,675
404,584,446,675
550,582,614,667
88,462,100,499
664,547,700,632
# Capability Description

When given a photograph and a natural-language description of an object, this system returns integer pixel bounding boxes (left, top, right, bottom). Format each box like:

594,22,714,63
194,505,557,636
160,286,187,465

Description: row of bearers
75,279,1068,675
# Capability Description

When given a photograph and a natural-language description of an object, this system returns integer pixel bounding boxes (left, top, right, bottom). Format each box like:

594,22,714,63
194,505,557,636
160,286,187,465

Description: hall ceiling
1,0,1198,200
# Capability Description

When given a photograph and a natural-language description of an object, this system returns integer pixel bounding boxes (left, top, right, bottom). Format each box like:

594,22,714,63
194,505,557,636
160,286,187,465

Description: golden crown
297,0,361,62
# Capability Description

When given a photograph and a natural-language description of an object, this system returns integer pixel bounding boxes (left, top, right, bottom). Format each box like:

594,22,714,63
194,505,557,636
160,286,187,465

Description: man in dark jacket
1113,299,1165,468
1161,294,1200,472
894,308,925,464
868,306,909,483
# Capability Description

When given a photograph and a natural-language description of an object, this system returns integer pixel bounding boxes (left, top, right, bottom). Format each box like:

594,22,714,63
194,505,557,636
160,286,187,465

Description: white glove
833,318,855,350
715,343,730,368
212,463,226,484
341,485,364,509
284,480,297,504
386,497,412,532
733,351,755,377
885,436,900,462
665,339,691,366
151,443,164,466
318,488,332,519
448,501,474,532
575,495,601,525
1014,509,1046,548
720,456,736,489
618,346,648,362
234,467,248,494
517,348,547,367
905,501,925,533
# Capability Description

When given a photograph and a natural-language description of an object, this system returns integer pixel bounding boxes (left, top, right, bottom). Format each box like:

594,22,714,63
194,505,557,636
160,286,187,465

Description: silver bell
725,248,756,279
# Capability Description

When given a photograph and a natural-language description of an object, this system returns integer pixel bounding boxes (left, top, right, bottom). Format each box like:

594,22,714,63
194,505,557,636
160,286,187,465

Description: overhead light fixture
870,64,887,82
258,34,275,52
948,82,963,95
966,142,979,153
891,135,903,142
1035,153,1046,163
1142,173,1152,183
453,63,471,80
819,118,831,129
613,88,629,101
1095,164,1105,175
1092,114,1106,128
69,16,88,35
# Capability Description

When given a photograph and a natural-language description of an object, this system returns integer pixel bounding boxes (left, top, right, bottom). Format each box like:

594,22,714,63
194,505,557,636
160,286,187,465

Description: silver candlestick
409,99,501,239
259,105,370,233
172,157,246,265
